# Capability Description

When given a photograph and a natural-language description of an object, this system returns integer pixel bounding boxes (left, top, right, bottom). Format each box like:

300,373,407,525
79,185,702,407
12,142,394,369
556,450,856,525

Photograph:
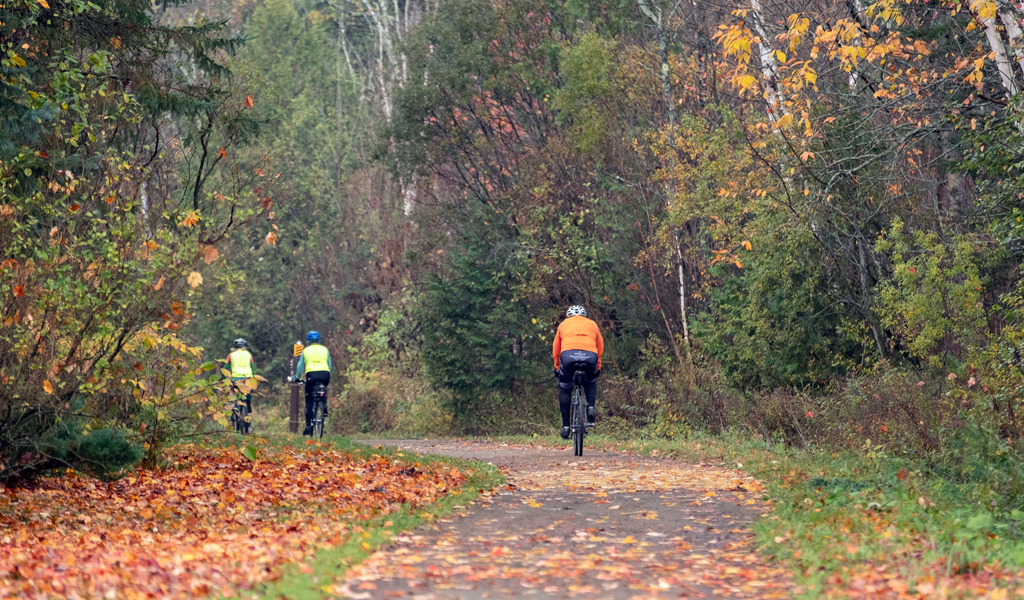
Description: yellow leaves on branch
716,24,753,64
735,74,759,93
965,57,986,88
969,0,998,21
866,0,905,25
773,113,794,130
43,380,54,394
187,272,203,289
782,14,810,53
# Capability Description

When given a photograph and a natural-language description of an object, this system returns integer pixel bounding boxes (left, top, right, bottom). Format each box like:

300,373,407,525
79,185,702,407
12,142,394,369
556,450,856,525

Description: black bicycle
310,381,328,439
229,390,250,435
569,368,590,456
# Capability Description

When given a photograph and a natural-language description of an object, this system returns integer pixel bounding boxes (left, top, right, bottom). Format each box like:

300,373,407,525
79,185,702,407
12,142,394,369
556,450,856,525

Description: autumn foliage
0,440,467,599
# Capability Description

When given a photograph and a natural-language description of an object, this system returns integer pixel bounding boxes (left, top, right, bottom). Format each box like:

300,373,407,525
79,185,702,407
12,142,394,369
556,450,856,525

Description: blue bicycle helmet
306,331,320,343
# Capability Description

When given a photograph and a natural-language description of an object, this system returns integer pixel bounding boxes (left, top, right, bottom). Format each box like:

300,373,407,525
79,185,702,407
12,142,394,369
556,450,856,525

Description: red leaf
13,285,24,297
69,203,80,212
218,147,226,159
39,151,49,158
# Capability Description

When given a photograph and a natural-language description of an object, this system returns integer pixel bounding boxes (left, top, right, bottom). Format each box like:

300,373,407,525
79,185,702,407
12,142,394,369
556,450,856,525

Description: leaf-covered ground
497,434,1024,599
334,440,790,599
0,439,467,599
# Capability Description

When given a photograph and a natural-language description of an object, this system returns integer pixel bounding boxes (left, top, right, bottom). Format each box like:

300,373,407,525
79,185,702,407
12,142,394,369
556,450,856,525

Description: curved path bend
335,440,790,599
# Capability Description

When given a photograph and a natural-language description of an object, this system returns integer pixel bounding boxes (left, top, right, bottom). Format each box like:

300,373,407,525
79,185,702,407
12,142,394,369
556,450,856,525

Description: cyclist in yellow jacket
226,338,256,433
295,331,332,435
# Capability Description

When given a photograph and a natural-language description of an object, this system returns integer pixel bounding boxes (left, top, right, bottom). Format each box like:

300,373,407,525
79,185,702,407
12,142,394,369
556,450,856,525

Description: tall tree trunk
637,0,691,360
749,0,787,122
999,9,1024,79
971,1,1019,97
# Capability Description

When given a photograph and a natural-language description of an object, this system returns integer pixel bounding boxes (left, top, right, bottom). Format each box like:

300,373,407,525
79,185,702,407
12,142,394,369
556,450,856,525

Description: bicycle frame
570,369,588,456
311,383,328,439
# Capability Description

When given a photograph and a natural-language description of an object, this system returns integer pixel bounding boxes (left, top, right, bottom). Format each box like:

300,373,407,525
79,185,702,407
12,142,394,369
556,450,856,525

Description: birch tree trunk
970,0,1019,97
999,8,1024,79
749,0,786,122
637,0,691,362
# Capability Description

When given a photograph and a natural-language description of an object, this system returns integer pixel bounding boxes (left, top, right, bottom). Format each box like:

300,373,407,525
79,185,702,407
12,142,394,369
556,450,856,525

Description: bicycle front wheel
572,386,585,456
313,401,325,439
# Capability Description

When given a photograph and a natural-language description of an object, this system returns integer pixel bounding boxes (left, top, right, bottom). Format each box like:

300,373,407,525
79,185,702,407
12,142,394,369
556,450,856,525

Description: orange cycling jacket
552,315,604,369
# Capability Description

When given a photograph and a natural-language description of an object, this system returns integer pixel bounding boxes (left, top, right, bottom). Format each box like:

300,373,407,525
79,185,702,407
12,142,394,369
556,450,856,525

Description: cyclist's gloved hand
553,368,560,378
595,369,601,378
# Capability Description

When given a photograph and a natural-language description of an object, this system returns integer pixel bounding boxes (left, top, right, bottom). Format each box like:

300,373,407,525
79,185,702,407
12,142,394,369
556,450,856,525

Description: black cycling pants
304,371,331,425
557,350,598,427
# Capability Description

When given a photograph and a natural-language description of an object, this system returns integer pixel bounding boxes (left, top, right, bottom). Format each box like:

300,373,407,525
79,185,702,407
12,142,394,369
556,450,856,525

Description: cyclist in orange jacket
552,305,604,439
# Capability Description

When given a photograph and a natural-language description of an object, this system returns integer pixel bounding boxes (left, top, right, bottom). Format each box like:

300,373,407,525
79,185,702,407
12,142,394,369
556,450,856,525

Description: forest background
5,0,1024,495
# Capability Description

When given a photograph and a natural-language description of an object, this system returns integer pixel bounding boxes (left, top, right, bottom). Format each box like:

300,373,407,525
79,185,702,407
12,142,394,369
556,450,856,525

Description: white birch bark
999,9,1024,79
749,0,787,122
971,1,1019,97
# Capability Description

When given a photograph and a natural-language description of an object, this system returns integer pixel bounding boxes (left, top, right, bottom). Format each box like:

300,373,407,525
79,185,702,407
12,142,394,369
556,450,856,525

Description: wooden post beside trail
289,341,303,433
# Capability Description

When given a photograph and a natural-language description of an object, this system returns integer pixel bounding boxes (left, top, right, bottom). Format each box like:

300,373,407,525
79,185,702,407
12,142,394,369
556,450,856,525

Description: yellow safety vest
229,349,253,378
301,344,330,375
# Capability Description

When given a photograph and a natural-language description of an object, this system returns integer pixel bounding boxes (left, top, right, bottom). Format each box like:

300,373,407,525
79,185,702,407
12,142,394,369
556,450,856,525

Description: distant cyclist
552,305,604,439
295,331,332,436
226,338,256,433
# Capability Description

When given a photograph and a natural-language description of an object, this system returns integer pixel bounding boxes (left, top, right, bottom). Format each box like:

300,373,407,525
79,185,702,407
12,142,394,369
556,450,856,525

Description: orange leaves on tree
244,95,254,108
42,380,53,394
265,230,278,246
201,245,218,264
178,211,200,228
12,285,24,297
218,147,226,159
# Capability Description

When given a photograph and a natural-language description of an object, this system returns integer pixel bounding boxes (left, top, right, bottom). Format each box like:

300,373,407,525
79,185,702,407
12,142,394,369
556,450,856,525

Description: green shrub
5,414,142,481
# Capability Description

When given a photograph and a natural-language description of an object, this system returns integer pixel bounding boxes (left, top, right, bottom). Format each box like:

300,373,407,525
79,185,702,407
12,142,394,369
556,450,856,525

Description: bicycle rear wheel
572,386,584,456
313,400,325,439
239,402,249,435
233,402,246,434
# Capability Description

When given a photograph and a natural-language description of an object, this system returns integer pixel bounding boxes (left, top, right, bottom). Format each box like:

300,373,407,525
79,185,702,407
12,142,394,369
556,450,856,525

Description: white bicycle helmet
566,305,587,317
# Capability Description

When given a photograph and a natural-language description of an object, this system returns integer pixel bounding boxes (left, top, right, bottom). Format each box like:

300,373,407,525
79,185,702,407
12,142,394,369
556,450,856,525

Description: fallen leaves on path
339,440,788,599
0,440,467,599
